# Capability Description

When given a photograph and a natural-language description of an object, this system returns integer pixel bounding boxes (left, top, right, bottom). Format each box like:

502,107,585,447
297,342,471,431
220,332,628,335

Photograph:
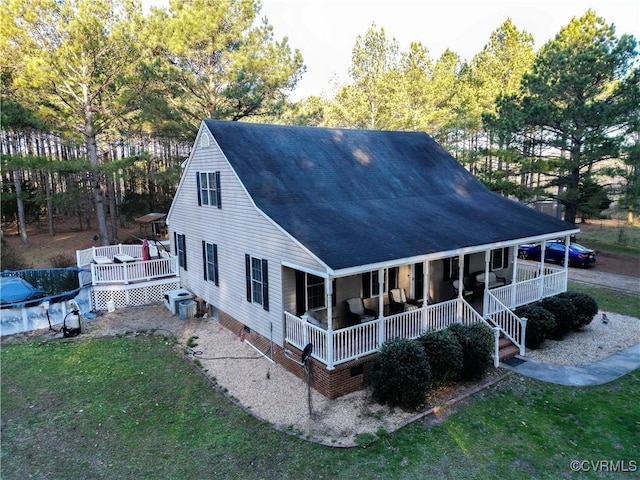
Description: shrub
371,338,431,409
447,322,493,380
1,237,29,270
540,296,577,340
418,329,463,385
514,305,556,349
49,253,76,268
557,291,598,330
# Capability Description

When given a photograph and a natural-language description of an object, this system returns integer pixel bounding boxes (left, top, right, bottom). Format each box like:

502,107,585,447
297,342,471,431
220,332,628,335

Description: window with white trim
175,233,187,270
202,241,219,285
491,247,509,270
362,267,398,298
245,255,269,311
197,171,221,208
306,273,325,310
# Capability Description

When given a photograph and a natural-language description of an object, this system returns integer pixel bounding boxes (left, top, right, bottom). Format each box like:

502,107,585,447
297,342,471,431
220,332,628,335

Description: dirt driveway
566,251,639,294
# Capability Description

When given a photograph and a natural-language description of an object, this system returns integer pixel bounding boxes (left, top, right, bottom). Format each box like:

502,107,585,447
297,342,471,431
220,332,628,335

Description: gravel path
526,311,640,365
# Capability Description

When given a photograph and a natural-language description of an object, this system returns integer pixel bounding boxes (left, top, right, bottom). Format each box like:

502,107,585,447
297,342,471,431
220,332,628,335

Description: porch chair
475,271,507,289
344,298,376,326
452,278,474,297
389,288,421,314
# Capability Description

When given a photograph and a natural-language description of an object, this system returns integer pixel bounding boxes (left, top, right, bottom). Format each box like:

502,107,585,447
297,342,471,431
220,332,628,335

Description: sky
144,0,640,101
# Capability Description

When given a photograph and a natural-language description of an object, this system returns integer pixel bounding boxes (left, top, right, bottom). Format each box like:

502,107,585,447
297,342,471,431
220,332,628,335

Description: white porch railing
492,264,566,310
485,290,527,355
90,257,178,285
285,297,490,369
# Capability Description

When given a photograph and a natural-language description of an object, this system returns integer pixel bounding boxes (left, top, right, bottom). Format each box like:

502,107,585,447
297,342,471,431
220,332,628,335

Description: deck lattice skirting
91,279,181,311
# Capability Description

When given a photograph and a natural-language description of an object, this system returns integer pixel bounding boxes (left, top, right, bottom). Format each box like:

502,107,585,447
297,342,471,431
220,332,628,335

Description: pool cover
0,277,46,305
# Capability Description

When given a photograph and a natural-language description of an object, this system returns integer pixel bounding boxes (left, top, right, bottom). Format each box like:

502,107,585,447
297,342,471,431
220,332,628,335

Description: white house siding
168,125,326,346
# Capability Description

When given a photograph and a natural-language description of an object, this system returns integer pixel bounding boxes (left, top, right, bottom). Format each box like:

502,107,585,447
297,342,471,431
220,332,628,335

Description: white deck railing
285,297,489,369
90,257,178,285
76,245,177,286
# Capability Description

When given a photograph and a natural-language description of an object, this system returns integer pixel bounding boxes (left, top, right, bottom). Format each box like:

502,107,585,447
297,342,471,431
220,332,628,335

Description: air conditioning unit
163,288,194,315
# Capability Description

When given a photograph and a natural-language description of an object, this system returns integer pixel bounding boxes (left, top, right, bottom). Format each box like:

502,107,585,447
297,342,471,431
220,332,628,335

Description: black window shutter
389,267,398,290
332,279,336,307
213,244,219,286
295,270,305,316
215,171,222,208
202,241,207,281
174,232,178,255
262,259,269,311
181,235,187,271
503,248,509,267
464,255,470,276
362,272,371,298
196,172,201,206
245,254,251,302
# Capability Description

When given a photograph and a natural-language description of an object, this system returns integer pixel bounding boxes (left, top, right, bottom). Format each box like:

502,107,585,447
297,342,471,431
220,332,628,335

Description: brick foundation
217,309,375,399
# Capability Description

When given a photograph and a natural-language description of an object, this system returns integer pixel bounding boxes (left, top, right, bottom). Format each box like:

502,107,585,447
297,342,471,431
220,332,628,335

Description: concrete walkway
501,343,640,386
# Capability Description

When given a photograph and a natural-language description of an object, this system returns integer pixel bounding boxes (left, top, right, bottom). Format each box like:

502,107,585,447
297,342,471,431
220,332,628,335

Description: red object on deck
142,239,151,261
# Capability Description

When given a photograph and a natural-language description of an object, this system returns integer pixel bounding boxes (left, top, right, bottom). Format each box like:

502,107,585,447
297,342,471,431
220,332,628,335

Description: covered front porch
283,236,570,370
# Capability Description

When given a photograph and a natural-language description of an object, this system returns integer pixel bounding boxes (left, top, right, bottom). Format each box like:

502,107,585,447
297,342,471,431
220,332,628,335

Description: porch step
498,336,520,361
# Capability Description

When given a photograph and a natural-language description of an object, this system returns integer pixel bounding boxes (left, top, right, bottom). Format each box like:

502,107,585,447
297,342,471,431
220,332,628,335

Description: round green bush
557,291,598,329
418,329,463,385
514,304,556,349
447,322,493,380
371,338,431,409
540,296,577,340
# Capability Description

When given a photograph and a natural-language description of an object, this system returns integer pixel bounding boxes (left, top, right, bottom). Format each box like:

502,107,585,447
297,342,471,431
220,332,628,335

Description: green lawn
567,281,640,317
2,334,638,479
574,221,640,256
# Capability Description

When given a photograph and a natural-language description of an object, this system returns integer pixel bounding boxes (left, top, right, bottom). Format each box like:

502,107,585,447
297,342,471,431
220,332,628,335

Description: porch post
538,240,546,299
378,267,385,347
510,246,518,308
483,250,491,317
563,234,571,290
422,260,429,332
456,254,464,321
326,275,334,331
457,254,464,299
519,316,528,356
325,276,334,370
492,326,501,368
378,268,385,319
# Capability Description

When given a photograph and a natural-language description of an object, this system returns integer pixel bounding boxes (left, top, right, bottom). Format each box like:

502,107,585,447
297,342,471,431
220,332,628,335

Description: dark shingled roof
204,120,575,271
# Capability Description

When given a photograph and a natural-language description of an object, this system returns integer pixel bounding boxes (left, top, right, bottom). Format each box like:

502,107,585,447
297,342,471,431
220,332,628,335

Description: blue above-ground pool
0,268,93,336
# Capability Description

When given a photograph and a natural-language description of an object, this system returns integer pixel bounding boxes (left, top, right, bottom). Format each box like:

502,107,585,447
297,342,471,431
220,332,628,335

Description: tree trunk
85,110,110,246
107,171,119,242
44,135,56,235
14,168,28,244
6,134,28,244
563,166,581,225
